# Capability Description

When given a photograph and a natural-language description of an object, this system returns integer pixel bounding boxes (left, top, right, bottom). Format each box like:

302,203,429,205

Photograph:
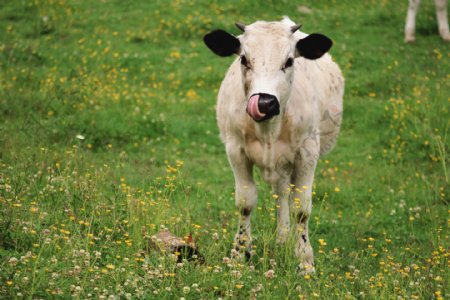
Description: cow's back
216,59,247,143
287,54,344,156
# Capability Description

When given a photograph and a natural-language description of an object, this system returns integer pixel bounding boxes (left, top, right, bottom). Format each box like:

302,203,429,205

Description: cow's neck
254,115,283,145
252,114,285,173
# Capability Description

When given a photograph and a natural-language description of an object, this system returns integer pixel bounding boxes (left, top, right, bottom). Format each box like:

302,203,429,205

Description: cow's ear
203,30,241,57
296,33,332,60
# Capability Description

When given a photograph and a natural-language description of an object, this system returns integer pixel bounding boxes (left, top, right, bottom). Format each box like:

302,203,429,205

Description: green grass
0,0,448,299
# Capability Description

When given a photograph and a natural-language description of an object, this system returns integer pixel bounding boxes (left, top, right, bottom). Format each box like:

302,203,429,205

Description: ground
0,0,448,299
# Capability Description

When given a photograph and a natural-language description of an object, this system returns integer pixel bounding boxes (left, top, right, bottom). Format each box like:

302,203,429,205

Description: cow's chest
244,139,296,185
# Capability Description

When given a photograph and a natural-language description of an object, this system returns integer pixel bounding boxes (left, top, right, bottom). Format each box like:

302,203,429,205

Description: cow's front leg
226,144,257,260
291,140,319,274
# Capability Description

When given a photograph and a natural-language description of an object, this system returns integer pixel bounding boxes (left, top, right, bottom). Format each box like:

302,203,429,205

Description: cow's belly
244,140,295,185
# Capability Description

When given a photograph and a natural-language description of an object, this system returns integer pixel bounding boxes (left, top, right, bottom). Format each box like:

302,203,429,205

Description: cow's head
203,19,332,122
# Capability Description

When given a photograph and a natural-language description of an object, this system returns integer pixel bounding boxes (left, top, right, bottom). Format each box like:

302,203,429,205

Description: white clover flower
265,269,275,279
9,257,18,266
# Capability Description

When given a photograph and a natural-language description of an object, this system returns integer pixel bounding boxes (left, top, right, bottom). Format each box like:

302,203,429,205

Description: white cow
405,0,450,42
203,17,344,273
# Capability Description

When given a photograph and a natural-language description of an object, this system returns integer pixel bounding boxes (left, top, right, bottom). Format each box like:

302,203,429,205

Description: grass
0,0,448,299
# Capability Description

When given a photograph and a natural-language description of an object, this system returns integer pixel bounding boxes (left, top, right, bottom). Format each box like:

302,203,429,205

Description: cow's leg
405,0,421,42
435,0,450,41
226,144,257,259
273,177,291,244
291,138,319,274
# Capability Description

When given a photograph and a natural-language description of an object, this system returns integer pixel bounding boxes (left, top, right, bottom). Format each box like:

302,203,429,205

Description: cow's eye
283,57,294,70
240,55,249,68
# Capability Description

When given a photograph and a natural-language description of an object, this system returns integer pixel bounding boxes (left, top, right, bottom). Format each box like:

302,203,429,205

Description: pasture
0,0,448,298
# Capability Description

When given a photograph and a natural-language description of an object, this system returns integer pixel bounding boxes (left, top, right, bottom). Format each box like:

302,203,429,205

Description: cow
405,0,450,42
203,17,344,274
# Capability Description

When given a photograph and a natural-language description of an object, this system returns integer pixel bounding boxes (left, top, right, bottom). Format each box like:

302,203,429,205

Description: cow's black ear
203,30,241,57
296,33,332,60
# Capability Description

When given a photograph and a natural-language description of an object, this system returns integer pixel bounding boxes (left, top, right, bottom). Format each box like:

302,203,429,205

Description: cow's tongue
247,95,266,120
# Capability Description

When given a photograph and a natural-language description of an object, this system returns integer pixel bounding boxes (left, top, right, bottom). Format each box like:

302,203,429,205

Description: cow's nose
258,93,280,119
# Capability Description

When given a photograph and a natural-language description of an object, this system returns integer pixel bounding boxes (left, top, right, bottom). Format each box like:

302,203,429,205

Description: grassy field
0,0,448,299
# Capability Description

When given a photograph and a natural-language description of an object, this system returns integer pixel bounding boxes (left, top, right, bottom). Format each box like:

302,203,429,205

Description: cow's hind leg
291,138,319,274
273,178,291,244
405,0,421,42
226,143,257,260
435,0,450,41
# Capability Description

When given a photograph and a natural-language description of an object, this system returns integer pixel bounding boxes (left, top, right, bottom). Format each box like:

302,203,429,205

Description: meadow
0,0,448,299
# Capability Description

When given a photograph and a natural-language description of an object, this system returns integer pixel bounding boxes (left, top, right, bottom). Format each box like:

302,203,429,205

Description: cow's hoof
244,250,251,261
297,263,315,275
440,33,450,42
405,35,415,43
232,247,252,262
276,232,288,244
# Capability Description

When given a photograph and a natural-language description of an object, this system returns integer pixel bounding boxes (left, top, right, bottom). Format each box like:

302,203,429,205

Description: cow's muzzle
246,93,280,122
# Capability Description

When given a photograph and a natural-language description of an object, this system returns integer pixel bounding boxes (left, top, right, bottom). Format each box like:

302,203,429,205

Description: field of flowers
0,0,448,299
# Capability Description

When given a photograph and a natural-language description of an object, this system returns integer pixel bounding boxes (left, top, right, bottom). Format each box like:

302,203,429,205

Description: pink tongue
247,95,266,120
